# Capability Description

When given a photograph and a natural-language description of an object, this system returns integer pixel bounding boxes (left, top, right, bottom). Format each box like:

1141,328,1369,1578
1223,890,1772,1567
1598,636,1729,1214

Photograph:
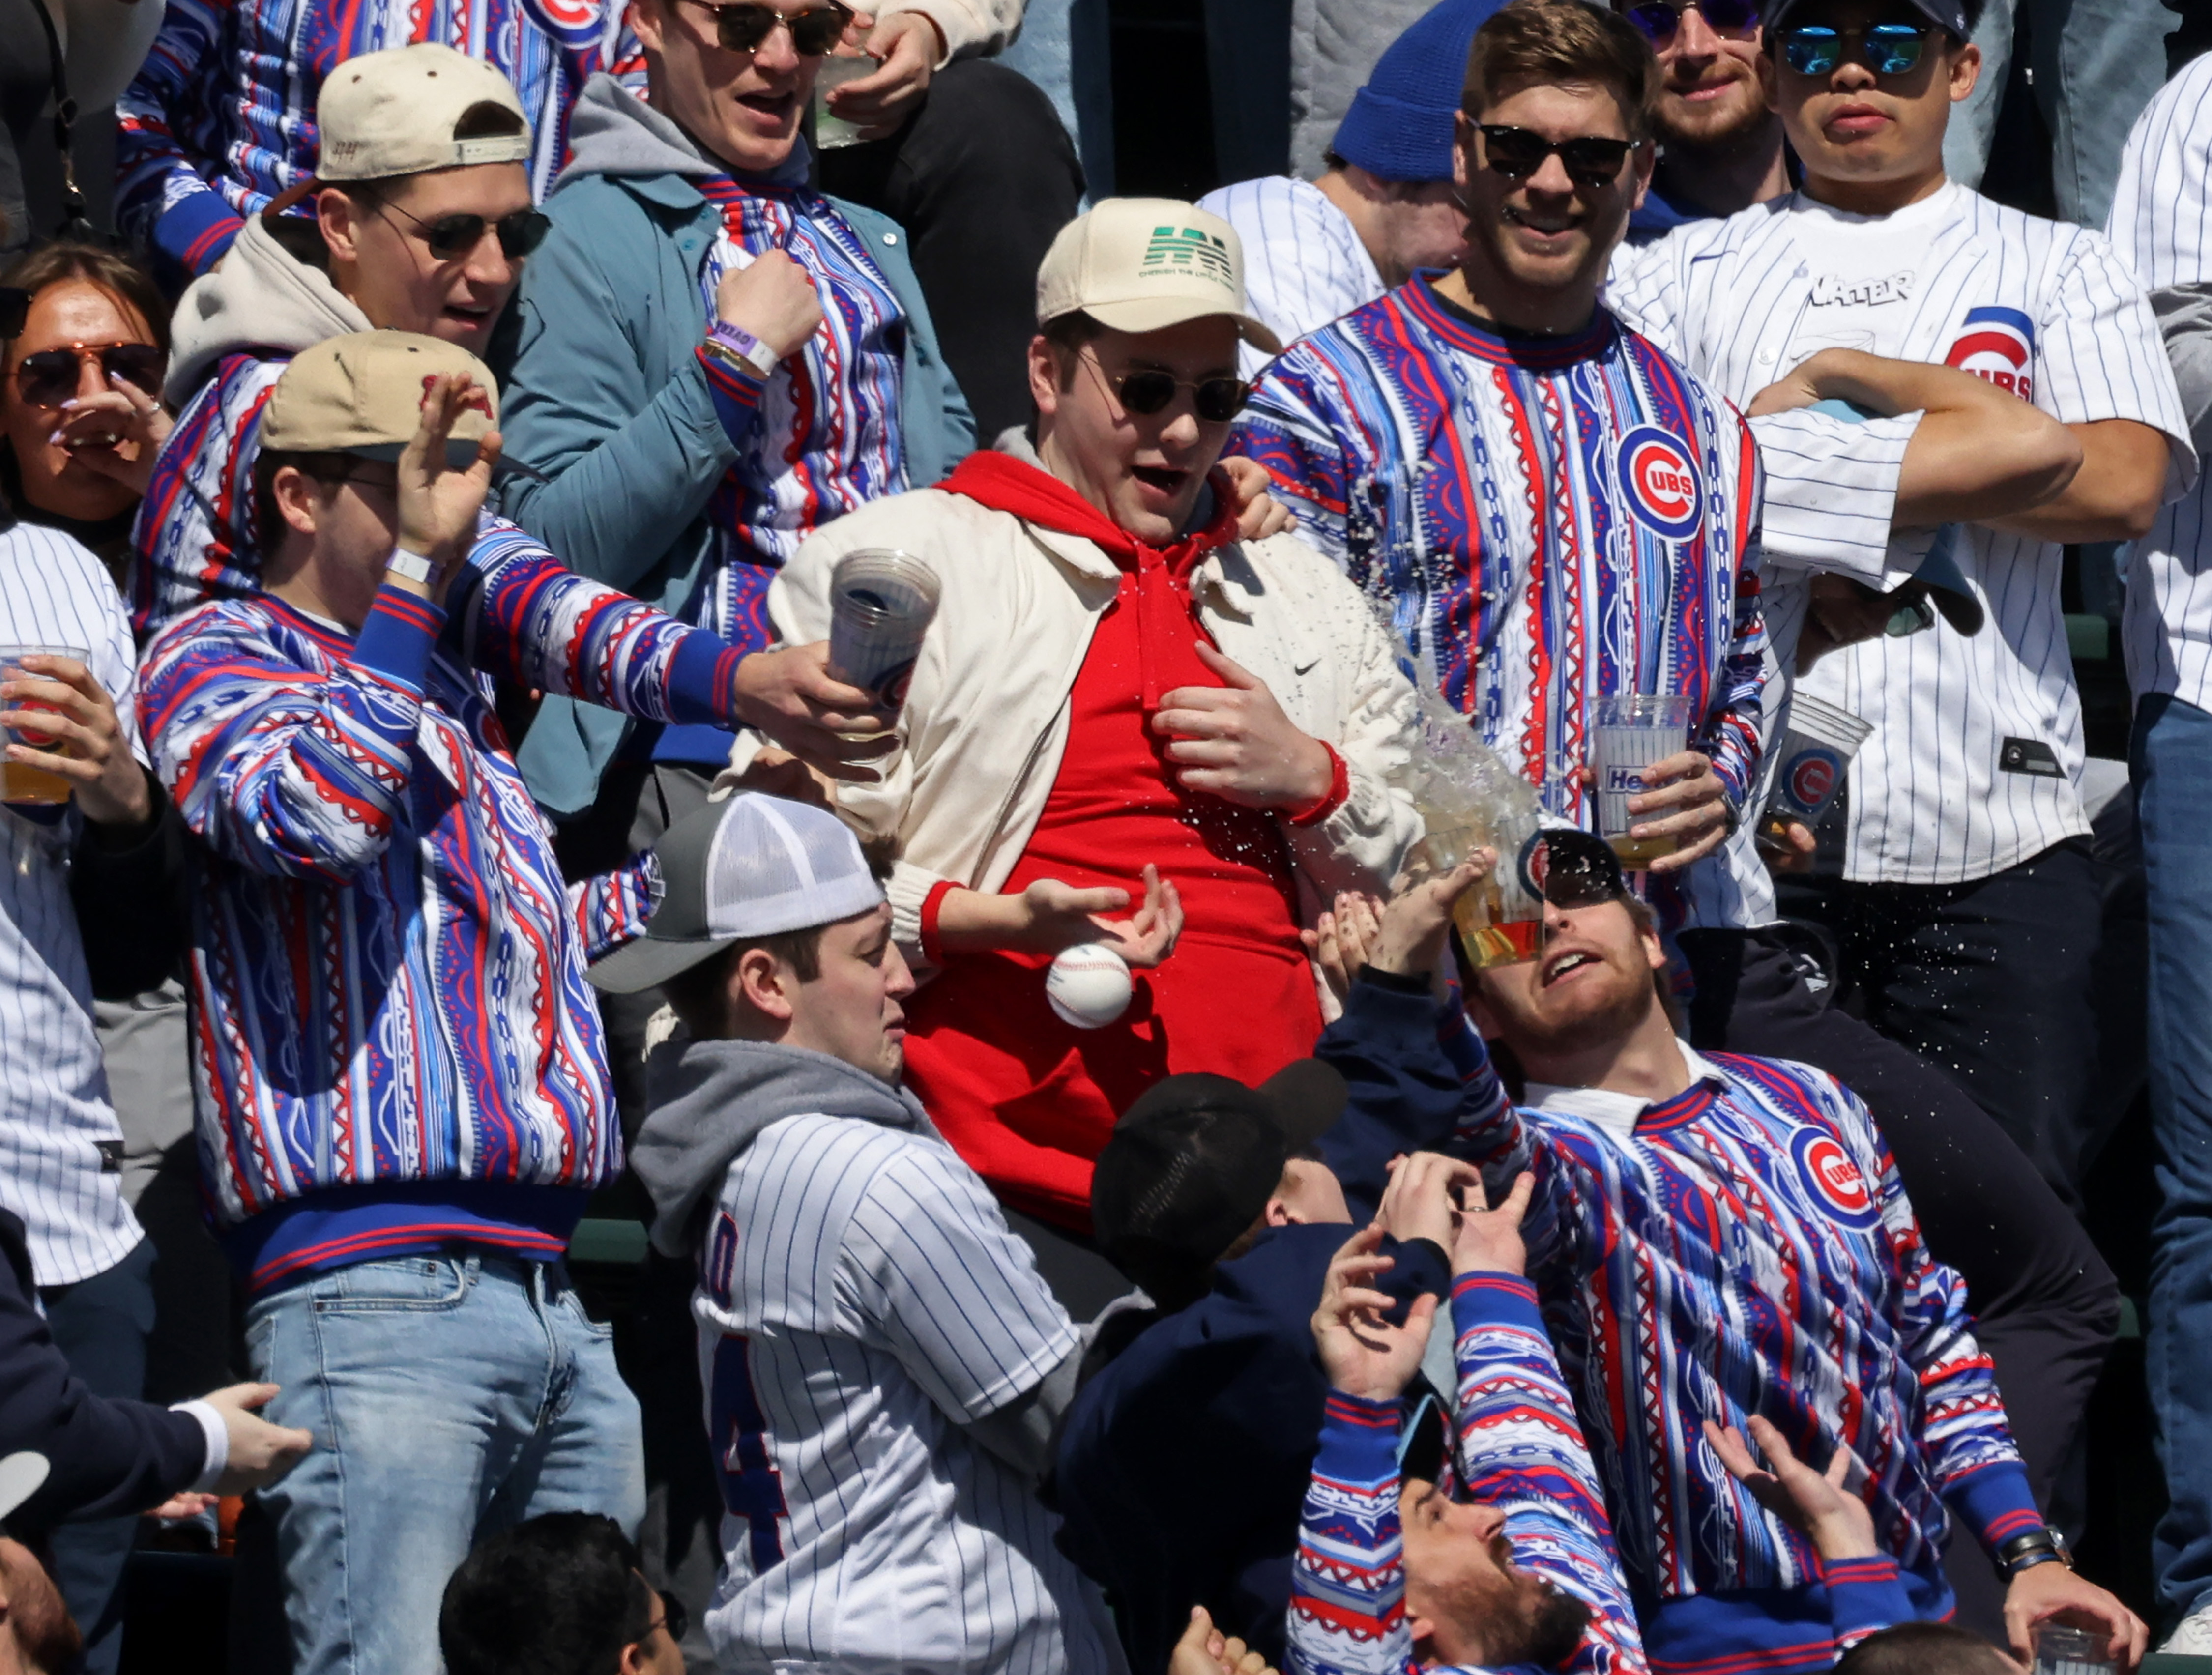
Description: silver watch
387,548,438,585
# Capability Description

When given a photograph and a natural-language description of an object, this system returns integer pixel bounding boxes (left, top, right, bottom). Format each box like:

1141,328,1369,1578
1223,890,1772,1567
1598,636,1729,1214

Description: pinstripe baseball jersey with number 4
687,1098,1118,1675
2109,50,2212,711
1612,187,2192,885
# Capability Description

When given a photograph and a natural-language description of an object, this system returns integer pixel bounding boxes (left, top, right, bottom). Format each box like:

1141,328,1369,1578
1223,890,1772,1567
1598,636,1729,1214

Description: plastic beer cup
1594,693,1693,868
0,645,87,807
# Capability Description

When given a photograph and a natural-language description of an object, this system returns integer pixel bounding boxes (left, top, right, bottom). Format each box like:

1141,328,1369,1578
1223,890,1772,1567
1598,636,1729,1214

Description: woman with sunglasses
0,244,171,579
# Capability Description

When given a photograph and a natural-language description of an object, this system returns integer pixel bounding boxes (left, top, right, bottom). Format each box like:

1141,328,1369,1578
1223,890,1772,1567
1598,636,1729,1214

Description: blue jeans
243,1254,645,1675
2133,693,2212,1625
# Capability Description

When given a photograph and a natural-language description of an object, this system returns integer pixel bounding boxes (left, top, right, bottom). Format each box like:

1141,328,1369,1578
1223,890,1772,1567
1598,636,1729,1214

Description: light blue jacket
498,75,975,817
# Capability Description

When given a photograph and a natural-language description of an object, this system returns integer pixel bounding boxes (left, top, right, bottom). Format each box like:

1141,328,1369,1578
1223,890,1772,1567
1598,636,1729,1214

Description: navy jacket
1052,967,1470,1674
0,1209,204,1529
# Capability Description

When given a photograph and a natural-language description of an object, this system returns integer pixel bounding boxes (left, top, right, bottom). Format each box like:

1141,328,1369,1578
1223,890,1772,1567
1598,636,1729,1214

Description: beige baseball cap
1036,198,1282,355
315,43,531,181
262,331,498,466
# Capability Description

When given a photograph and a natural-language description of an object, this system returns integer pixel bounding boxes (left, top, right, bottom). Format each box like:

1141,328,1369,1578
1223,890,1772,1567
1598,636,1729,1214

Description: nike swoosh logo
1293,656,1323,675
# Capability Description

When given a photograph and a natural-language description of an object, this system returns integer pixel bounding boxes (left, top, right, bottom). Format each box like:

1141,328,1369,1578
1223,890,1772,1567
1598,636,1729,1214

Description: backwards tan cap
1036,198,1282,355
315,43,530,181
262,331,498,466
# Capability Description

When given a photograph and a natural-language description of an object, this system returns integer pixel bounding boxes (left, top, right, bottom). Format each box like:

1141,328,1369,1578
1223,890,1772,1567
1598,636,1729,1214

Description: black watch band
1995,1527,2073,1581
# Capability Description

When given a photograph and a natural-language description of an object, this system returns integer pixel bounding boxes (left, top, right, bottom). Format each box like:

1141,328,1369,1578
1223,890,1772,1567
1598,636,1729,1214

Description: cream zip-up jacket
729,477,1425,985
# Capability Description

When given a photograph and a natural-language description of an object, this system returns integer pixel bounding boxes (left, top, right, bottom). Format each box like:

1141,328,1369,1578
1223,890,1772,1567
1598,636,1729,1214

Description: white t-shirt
1785,182,1964,361
0,522,145,1284
694,1109,1117,1675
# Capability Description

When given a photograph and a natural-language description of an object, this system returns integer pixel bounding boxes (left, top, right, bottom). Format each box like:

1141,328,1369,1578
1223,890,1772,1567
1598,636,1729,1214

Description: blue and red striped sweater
139,525,744,1292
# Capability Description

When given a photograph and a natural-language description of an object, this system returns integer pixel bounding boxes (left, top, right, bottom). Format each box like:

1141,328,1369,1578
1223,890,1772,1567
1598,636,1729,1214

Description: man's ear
1027,334,1064,420
316,188,363,269
617,1640,649,1675
733,945,798,1024
1452,110,1476,195
627,0,668,52
1946,38,1981,104
271,465,323,540
1640,924,1668,975
1407,1614,1441,1666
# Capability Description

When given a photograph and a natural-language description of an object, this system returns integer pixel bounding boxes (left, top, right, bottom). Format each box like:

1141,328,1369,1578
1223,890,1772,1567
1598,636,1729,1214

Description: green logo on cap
1140,226,1233,286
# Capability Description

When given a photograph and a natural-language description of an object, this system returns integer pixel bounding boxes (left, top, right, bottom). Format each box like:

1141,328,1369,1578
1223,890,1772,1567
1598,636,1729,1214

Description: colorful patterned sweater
116,0,634,280
1226,280,1770,935
1285,1271,1916,1675
139,526,744,1291
1428,1027,2042,1609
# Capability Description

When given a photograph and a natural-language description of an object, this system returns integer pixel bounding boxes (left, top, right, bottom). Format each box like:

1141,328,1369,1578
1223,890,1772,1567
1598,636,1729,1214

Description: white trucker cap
1036,198,1282,354
315,43,531,181
588,795,886,995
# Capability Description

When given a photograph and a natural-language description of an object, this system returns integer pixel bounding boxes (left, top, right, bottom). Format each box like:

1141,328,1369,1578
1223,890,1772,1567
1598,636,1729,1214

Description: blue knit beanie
1330,0,1509,183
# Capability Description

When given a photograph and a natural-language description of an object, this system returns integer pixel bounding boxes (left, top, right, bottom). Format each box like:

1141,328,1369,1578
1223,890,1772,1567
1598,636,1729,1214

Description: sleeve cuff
666,628,747,726
352,580,448,693
1945,1458,2043,1555
1449,1271,1544,1339
173,1399,228,1492
1287,745,1350,827
920,877,958,967
696,343,770,446
1314,1390,1405,1483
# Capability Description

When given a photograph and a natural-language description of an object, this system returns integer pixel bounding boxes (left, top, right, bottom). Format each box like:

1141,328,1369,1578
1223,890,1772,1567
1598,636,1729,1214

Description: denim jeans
242,1253,645,1675
1943,0,2174,228
2134,693,2212,1625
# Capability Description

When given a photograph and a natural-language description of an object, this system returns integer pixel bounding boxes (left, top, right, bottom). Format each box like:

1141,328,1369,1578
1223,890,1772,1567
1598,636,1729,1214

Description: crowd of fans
0,0,2210,1672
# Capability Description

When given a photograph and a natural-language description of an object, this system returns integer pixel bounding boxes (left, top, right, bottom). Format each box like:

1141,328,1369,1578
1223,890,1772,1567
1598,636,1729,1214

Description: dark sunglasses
675,0,852,55
1623,0,1762,43
1777,20,1932,74
378,199,553,261
1533,827,1629,910
12,342,166,408
1477,125,1642,189
1112,368,1251,424
645,1588,689,1645
0,287,28,340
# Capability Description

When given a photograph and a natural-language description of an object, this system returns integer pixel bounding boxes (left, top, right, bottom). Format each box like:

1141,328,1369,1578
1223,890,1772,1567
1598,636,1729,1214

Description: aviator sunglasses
1622,0,1762,46
1777,19,1934,74
11,341,166,408
674,0,854,55
1111,368,1251,424
1478,125,1642,189
377,199,553,261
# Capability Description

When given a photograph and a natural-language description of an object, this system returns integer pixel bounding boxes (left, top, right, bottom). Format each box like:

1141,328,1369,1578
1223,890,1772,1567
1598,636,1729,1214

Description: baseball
1046,943,1134,1030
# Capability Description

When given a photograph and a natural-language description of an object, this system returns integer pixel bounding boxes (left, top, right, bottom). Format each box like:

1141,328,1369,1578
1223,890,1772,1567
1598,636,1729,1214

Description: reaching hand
2003,1561,2147,1672
823,12,938,139
1372,854,1494,976
1155,643,1336,809
1624,750,1732,873
0,653,152,827
714,249,825,362
199,1383,313,1495
1167,1606,1280,1675
1311,1222,1437,1403
1213,457,1293,541
1377,1151,1483,1252
392,373,497,601
1016,866,1183,968
1700,1415,1877,1562
1305,889,1385,1003
731,643,899,783
1450,1169,1533,1279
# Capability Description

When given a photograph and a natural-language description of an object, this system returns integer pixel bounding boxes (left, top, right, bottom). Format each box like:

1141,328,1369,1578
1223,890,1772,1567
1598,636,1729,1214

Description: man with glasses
438,1512,687,1675
1231,0,1766,968
1305,851,2146,1675
725,198,1421,1302
1615,0,1793,239
496,0,975,872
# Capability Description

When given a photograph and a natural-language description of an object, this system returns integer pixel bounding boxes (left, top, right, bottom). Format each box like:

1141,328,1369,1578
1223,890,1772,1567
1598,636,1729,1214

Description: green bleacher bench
567,1216,648,1268
2145,1656,2212,1674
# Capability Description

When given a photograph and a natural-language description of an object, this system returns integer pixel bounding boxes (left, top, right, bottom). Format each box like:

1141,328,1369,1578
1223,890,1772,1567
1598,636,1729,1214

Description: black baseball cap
1090,1061,1349,1304
1765,0,1972,40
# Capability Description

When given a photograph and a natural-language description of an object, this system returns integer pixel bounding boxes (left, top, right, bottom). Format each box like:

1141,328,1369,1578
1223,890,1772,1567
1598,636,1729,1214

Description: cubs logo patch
1944,306,2036,402
1781,746,1843,816
1790,1128,1881,1230
1518,828,1551,898
1618,427,1704,541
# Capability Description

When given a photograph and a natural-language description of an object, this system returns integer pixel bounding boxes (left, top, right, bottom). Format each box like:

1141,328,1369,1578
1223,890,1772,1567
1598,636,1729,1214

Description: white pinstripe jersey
0,524,145,1285
2111,52,2212,710
1612,187,2192,885
693,1110,1116,1675
1196,176,1385,380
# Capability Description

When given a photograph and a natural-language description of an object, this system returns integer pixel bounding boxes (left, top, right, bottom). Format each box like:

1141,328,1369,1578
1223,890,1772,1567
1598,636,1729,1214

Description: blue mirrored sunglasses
1778,20,1932,74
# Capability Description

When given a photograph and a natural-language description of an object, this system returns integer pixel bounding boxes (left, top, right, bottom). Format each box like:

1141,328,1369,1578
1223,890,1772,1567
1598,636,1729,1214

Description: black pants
1678,924,2119,1640
1775,837,2102,1212
816,59,1085,442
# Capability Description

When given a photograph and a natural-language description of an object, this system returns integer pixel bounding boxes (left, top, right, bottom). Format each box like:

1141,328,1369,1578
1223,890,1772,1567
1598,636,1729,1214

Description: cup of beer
826,549,941,719
1758,692,1872,851
0,645,86,807
1594,693,1693,868
2031,1623,2115,1675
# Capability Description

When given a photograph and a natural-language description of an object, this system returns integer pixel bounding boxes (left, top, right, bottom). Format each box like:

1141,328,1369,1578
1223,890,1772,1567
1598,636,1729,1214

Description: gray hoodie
164,215,371,405
553,71,811,194
631,1033,1084,1482
632,1035,936,1262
